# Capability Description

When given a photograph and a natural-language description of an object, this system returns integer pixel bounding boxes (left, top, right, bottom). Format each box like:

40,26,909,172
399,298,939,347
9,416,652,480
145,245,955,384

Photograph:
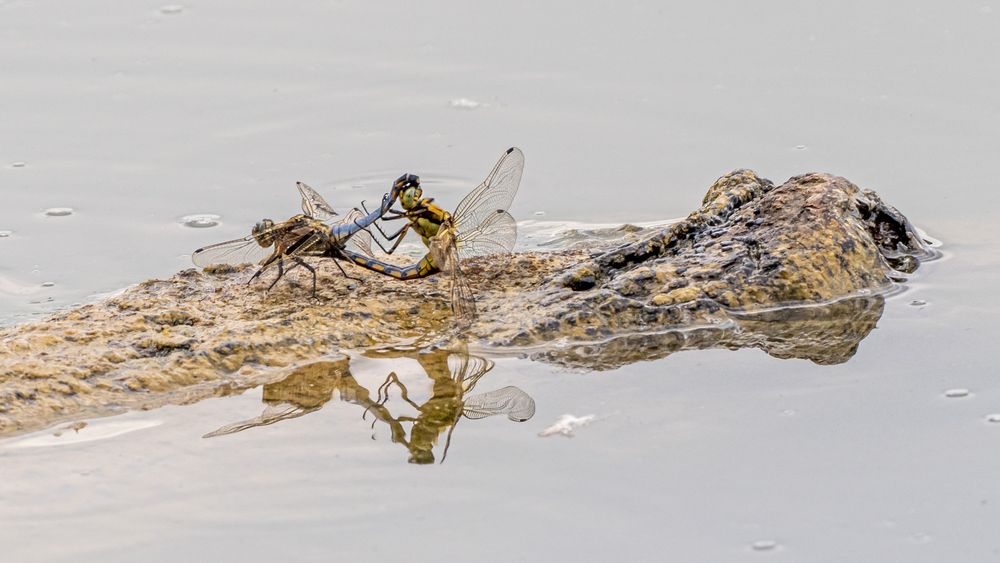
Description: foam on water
181,214,221,228
449,98,483,109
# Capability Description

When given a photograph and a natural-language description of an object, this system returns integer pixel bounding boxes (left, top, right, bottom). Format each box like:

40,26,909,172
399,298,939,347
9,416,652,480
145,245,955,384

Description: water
2,1,1000,561
180,213,221,228
43,207,74,217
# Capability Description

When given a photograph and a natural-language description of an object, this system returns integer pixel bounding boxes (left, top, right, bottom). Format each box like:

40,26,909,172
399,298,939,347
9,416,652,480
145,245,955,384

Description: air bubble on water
45,207,74,216
944,388,970,398
351,184,365,190
0,230,11,238
41,282,55,287
534,211,546,217
449,98,482,109
910,299,927,306
794,145,807,150
11,161,26,168
751,540,779,551
984,413,1000,423
160,4,184,14
181,214,221,228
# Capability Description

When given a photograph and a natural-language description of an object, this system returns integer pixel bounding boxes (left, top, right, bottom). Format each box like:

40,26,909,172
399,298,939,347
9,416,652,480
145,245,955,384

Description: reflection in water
534,295,886,369
204,348,534,465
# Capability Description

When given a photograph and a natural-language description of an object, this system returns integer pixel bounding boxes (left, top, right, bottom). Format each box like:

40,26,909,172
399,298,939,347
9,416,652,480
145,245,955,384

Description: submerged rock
0,170,934,436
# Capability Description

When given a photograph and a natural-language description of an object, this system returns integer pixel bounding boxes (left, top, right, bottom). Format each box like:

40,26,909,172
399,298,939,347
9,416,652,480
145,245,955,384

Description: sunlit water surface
2,1,1000,561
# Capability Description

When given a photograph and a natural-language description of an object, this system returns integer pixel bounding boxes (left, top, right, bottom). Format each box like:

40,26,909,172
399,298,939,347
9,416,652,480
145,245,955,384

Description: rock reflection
204,347,535,464
532,295,885,369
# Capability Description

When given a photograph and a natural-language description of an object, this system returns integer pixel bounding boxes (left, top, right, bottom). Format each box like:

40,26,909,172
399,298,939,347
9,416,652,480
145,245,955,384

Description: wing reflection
203,348,534,465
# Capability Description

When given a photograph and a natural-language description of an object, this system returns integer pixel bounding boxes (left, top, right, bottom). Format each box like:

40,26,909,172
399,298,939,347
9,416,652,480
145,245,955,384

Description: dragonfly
341,147,524,323
190,179,411,295
203,347,535,466
365,347,536,464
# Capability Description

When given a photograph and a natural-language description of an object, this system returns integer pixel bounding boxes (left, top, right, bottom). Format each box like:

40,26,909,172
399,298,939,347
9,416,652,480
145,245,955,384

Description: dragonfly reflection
204,348,535,464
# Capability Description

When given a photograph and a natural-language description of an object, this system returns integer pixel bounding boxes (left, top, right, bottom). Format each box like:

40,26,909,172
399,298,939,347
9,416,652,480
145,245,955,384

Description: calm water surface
2,1,999,561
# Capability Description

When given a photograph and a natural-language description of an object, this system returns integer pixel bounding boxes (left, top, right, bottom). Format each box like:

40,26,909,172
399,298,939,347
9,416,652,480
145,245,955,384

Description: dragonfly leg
380,373,421,410
364,223,411,255
331,257,364,282
362,375,397,421
361,210,408,241
266,258,286,291
250,250,282,285
371,372,422,410
376,373,397,404
291,257,318,297
363,372,397,423
360,192,401,214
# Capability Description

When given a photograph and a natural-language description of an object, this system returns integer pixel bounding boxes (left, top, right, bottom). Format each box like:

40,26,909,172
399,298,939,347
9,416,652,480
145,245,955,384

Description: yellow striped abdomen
341,249,439,280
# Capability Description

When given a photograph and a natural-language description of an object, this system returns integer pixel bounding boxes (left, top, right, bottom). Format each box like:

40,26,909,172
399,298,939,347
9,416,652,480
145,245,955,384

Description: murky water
2,1,1000,561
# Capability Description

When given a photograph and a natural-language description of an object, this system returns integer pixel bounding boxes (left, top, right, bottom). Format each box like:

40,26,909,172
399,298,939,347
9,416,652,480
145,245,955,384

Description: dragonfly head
252,218,276,248
394,173,422,209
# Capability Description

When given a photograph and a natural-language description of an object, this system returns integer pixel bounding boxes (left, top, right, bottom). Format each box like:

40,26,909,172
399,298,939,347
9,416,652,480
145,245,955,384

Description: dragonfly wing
297,181,339,222
336,208,376,257
430,233,477,323
462,386,536,422
202,403,319,438
449,247,477,324
450,147,523,233
455,210,517,260
192,235,272,268
448,352,495,391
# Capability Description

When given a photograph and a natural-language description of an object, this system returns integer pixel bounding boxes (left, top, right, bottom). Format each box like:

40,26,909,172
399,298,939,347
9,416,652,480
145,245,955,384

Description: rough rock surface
0,170,934,436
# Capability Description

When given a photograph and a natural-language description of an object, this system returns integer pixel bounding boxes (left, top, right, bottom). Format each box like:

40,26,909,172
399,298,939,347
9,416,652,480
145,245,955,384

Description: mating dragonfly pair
203,347,536,465
191,147,524,323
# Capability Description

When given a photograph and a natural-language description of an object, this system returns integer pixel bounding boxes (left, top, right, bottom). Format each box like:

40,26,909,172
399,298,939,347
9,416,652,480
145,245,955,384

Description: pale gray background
1,2,998,562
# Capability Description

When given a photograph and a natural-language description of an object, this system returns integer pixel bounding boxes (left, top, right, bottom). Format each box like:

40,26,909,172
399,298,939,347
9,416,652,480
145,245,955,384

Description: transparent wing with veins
192,230,280,268
192,182,344,268
337,208,377,256
450,147,523,235
455,210,517,260
462,386,536,422
297,181,338,222
202,403,320,438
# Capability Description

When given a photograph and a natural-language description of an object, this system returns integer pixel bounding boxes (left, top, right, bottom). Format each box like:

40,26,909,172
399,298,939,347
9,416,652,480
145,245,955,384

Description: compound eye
253,219,273,233
252,219,276,247
396,173,419,190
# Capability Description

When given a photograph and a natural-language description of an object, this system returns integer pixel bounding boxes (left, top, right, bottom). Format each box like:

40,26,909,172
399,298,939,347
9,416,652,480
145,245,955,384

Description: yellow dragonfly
203,347,535,465
341,147,524,323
